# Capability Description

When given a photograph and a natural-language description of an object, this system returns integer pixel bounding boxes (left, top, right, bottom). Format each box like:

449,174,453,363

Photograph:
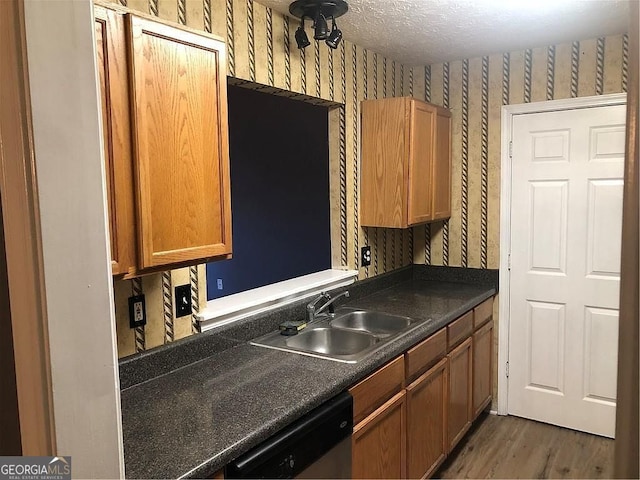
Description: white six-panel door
507,103,626,438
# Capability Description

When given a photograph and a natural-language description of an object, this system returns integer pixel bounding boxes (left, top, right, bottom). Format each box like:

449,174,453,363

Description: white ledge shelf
197,269,359,332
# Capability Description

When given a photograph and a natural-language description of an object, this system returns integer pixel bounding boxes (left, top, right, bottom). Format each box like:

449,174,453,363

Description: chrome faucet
306,291,350,323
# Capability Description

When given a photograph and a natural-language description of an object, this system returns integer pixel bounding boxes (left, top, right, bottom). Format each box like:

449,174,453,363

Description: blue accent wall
206,85,331,300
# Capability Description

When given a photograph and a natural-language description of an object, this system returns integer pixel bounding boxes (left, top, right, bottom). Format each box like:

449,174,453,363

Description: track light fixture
313,12,329,40
295,17,311,49
289,0,348,50
325,17,342,49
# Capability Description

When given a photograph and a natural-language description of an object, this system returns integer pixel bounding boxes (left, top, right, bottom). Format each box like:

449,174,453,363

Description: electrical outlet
361,246,371,267
175,284,192,317
217,278,223,290
128,294,146,328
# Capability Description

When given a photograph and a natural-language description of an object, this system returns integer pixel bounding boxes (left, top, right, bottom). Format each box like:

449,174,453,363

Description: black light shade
295,24,310,49
325,19,342,49
313,13,328,40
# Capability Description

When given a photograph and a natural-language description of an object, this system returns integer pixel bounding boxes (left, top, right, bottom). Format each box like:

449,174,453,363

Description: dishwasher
225,392,353,479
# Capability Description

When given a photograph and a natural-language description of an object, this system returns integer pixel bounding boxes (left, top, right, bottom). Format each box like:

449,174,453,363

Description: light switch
175,284,192,317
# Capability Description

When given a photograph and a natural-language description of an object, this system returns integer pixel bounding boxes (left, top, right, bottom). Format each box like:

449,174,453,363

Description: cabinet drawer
473,297,493,329
447,311,473,350
349,356,404,424
405,328,446,382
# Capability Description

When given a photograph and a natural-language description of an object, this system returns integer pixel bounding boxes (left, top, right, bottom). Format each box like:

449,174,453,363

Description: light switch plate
175,284,192,317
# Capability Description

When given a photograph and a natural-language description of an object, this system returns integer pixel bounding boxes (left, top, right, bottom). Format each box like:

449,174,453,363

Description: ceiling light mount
289,0,348,49
289,0,348,21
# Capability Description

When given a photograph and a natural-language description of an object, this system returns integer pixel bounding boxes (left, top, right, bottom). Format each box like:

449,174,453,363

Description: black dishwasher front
225,391,353,479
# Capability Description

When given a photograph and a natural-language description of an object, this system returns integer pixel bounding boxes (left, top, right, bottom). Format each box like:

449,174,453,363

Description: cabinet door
447,336,472,452
353,391,406,479
128,16,232,269
360,98,409,228
408,100,435,225
406,357,448,479
95,7,136,276
473,320,493,418
432,109,451,220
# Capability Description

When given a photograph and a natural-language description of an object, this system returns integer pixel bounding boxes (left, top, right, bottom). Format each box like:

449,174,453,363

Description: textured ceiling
258,0,629,66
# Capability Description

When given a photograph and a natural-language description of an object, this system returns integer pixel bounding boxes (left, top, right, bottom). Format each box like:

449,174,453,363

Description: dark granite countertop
121,278,495,479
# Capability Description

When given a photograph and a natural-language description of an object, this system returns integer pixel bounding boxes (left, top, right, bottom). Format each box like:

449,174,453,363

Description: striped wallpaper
110,0,628,358
112,0,415,357
415,35,628,272
413,36,628,404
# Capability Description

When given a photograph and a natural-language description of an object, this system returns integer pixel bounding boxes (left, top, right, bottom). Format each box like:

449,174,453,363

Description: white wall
23,0,124,478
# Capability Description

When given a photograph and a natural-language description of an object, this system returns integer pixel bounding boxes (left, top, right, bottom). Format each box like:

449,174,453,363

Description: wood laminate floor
435,414,614,479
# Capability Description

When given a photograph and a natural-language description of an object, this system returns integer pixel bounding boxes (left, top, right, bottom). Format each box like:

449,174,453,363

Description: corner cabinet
360,97,451,229
94,5,232,276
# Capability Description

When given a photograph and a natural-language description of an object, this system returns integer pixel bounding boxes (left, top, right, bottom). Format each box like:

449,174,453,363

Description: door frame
497,93,627,415
17,0,125,476
0,0,56,454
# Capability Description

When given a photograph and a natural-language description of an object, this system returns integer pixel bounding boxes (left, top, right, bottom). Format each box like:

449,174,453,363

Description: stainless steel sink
286,327,378,355
329,310,413,337
250,307,423,363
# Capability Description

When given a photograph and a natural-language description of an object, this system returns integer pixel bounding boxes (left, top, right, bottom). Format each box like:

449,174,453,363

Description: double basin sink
250,308,421,363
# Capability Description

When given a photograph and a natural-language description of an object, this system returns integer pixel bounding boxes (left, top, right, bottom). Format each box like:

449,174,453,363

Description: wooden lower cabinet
350,356,405,424
406,357,448,479
447,336,472,452
352,391,406,479
209,469,224,479
473,320,493,418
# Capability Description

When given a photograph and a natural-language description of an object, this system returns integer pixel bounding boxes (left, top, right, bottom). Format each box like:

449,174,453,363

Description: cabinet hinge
509,141,513,158
508,253,511,271
506,361,510,378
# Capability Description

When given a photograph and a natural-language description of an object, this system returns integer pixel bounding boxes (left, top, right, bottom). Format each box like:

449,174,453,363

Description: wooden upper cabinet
432,109,452,220
94,6,137,276
95,4,232,276
408,101,435,225
127,16,232,269
360,97,451,229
